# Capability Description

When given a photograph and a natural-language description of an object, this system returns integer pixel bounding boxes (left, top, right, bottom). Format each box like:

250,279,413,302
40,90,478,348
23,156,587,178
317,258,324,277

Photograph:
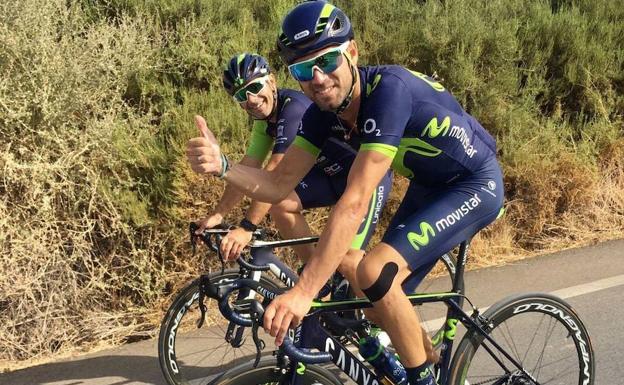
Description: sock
406,361,437,385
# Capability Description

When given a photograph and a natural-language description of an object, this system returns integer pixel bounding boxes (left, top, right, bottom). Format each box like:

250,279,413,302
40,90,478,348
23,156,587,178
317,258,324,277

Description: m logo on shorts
407,222,436,251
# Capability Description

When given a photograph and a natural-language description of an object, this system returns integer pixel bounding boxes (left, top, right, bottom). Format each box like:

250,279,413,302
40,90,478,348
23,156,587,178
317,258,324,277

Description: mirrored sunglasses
288,42,350,82
233,76,269,103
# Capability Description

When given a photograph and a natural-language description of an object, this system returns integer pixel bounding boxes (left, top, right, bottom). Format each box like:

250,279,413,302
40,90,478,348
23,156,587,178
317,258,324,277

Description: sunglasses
288,42,350,82
233,76,269,103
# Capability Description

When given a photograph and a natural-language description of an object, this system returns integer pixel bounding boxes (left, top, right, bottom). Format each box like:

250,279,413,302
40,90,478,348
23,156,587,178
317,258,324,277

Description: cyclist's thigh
346,169,393,250
383,158,504,292
295,166,341,208
271,190,304,213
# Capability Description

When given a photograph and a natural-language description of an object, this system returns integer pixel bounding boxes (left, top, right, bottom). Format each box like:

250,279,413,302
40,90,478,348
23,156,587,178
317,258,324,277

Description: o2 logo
363,118,381,136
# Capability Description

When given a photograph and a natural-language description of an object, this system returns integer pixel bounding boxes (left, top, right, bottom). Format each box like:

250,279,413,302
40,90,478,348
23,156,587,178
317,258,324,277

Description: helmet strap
333,53,357,115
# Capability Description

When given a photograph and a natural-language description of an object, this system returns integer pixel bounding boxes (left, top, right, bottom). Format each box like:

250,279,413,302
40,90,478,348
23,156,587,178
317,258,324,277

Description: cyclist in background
196,52,393,296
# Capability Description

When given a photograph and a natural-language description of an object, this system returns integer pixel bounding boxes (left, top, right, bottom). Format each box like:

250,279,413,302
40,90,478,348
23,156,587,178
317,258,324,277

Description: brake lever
215,234,226,275
196,274,211,328
250,301,266,368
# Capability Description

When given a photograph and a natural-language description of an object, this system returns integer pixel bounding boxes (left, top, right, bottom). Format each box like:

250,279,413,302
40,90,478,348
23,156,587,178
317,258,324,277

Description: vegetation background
1,0,622,369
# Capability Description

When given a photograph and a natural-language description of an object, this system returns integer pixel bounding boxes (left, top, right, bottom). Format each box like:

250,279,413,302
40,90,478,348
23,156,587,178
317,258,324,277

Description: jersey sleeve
358,73,412,159
245,120,273,161
271,97,308,154
292,105,329,158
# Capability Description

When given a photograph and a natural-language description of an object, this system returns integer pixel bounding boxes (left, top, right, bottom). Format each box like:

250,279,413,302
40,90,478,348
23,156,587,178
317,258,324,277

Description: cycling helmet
277,1,354,65
223,53,270,95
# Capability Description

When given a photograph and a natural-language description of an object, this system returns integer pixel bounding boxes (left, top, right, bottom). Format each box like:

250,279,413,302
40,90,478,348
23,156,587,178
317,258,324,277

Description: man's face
236,76,276,120
291,41,357,111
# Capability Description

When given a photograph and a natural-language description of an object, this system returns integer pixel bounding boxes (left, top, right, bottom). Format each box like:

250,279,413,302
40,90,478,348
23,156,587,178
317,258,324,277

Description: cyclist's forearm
244,199,273,225
297,199,368,297
223,146,314,203
213,184,245,217
213,155,263,217
224,164,291,203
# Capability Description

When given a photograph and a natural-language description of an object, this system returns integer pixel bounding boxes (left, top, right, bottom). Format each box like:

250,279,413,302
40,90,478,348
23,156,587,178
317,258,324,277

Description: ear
346,40,359,65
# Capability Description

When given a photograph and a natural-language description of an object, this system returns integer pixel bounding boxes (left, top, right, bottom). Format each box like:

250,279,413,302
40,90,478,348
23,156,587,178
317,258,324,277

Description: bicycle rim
158,270,281,385
450,293,594,385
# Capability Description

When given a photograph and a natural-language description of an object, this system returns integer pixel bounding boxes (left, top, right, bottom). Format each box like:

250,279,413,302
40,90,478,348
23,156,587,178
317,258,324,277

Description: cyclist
187,2,504,384
197,52,393,295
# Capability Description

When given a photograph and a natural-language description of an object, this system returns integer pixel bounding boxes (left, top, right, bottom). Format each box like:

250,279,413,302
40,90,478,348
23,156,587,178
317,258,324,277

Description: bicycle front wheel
211,357,342,385
449,293,595,385
158,270,281,385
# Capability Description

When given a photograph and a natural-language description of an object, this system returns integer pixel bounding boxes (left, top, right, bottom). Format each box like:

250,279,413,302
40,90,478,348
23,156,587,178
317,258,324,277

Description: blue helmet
277,1,354,65
222,53,270,95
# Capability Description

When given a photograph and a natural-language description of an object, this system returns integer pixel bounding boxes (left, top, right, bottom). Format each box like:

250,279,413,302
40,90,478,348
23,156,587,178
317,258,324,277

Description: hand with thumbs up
186,115,228,176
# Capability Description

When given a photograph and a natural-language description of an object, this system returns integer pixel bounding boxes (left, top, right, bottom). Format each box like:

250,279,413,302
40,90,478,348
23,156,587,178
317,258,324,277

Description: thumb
194,115,218,144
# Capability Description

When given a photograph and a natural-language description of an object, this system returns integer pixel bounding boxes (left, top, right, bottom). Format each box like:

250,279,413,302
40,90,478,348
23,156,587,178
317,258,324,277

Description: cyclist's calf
356,243,437,367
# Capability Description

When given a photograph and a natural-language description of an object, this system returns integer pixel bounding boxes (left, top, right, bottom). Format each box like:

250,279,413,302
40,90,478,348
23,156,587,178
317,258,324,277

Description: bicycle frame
251,240,537,385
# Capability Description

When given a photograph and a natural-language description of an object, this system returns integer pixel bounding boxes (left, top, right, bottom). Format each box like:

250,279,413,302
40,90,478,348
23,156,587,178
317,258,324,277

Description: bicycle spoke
532,315,559,380
522,312,547,364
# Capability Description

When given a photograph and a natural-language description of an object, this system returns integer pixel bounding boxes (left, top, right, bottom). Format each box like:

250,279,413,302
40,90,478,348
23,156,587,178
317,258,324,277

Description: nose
311,67,328,85
246,93,262,106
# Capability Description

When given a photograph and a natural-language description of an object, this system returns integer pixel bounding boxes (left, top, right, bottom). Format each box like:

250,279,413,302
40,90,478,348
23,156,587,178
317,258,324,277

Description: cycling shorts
381,157,504,292
295,168,393,250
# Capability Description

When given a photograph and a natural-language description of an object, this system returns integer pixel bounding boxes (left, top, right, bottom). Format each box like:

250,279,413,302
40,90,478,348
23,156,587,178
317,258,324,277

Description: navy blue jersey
245,89,312,158
294,65,498,186
246,88,357,176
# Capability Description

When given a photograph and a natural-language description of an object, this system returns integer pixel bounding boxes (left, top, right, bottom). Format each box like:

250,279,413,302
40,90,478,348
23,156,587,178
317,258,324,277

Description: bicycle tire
158,269,282,385
449,292,595,385
210,357,343,385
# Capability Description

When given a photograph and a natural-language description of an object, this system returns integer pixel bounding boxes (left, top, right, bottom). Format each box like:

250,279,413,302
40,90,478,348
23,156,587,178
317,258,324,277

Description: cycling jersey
294,65,498,185
244,88,392,250
246,89,355,177
293,66,504,284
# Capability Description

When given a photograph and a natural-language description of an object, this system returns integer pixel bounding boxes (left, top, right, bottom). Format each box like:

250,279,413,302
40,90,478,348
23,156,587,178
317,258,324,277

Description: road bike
206,238,595,385
158,224,459,385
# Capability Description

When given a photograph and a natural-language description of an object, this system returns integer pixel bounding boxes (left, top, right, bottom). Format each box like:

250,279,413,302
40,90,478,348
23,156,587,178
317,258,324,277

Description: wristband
218,153,230,179
239,218,258,232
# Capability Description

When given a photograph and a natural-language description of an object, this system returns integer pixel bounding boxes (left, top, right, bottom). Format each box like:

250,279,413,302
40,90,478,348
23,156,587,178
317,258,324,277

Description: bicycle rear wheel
158,270,281,385
211,357,342,385
449,293,595,385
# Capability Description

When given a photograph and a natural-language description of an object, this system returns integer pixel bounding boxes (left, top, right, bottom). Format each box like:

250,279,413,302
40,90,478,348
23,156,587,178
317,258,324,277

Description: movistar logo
407,222,436,251
420,115,478,158
435,193,482,232
391,138,442,178
422,116,451,138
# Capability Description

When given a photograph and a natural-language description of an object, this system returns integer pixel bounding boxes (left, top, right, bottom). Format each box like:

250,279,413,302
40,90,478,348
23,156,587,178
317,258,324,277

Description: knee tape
362,262,399,303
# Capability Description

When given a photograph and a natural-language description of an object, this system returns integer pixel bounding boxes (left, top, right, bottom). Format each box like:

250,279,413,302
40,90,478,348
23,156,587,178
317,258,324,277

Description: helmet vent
328,13,346,37
316,17,329,34
279,32,292,46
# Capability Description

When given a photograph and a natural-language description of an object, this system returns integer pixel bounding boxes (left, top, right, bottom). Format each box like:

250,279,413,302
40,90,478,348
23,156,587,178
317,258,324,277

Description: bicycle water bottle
358,336,407,385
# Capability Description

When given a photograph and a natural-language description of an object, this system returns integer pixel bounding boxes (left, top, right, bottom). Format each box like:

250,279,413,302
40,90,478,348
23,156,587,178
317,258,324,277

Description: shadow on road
1,355,167,385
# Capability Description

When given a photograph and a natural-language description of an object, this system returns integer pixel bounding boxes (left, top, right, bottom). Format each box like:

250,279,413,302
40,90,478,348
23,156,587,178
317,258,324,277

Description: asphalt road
2,239,623,385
